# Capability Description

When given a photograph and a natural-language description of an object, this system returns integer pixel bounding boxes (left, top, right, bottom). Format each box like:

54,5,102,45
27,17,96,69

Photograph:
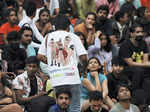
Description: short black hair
7,31,20,42
24,1,37,17
136,6,147,18
96,5,109,14
25,56,40,67
19,26,33,38
53,14,71,30
115,9,128,22
89,91,103,102
112,56,124,66
55,87,72,99
130,23,143,33
6,8,17,17
115,83,131,96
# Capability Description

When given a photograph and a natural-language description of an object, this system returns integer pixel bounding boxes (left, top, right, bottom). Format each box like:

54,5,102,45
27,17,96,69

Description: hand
95,31,102,38
90,71,99,78
86,24,94,30
38,91,47,96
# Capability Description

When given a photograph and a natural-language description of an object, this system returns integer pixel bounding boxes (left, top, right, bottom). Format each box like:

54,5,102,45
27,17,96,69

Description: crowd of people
0,0,150,112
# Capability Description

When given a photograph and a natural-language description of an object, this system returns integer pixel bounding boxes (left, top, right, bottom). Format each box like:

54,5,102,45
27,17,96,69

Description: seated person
48,87,72,112
2,31,27,73
0,71,22,112
83,91,108,112
81,57,114,110
12,56,47,111
110,83,140,112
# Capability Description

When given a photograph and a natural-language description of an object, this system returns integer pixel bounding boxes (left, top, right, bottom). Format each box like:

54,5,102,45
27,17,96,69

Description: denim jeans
55,84,81,112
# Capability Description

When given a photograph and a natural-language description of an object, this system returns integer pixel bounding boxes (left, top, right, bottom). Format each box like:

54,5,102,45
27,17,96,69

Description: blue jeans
55,84,81,112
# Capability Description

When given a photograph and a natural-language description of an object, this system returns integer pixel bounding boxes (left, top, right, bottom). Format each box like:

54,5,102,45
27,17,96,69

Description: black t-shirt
29,76,38,96
107,73,119,99
119,39,148,66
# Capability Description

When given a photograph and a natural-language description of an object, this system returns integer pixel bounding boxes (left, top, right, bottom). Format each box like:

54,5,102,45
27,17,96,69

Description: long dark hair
100,32,112,52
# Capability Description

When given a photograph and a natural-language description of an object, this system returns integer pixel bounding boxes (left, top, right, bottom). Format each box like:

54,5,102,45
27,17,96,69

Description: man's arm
79,55,88,77
15,89,47,105
124,54,150,67
37,54,47,64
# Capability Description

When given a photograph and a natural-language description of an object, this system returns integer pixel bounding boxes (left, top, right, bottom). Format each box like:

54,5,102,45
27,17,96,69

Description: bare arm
15,89,47,105
37,54,47,64
79,55,88,77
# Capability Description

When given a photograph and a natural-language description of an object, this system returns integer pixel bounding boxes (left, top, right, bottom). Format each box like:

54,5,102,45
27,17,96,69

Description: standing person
0,8,20,45
109,84,140,112
38,14,88,112
48,87,72,112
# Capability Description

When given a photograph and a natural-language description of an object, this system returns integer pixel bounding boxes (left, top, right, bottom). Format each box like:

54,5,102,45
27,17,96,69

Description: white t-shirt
38,31,87,87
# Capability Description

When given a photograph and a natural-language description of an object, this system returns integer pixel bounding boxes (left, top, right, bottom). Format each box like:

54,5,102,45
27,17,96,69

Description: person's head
19,26,33,46
25,56,40,77
85,12,96,29
120,2,136,20
136,7,150,19
38,8,50,24
55,87,72,110
130,23,144,42
112,56,124,77
53,14,71,31
74,32,88,50
97,5,109,21
6,8,18,25
87,57,101,73
24,1,37,17
89,91,103,112
7,31,21,50
99,32,112,52
116,83,131,102
115,10,129,24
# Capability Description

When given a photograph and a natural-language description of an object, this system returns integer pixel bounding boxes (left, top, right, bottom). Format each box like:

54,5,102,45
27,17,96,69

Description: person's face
85,14,95,28
90,100,103,112
97,10,108,21
39,11,50,24
21,30,32,45
57,93,70,110
117,87,131,101
88,58,101,71
132,27,144,41
112,65,124,77
100,35,107,47
8,11,18,24
144,9,150,19
122,13,129,24
26,63,38,76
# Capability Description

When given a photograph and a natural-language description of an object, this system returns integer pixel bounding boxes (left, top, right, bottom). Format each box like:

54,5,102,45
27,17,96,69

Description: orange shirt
74,22,88,38
0,22,20,45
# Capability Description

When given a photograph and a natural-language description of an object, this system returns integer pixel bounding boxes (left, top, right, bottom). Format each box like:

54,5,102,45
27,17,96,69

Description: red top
0,22,20,45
